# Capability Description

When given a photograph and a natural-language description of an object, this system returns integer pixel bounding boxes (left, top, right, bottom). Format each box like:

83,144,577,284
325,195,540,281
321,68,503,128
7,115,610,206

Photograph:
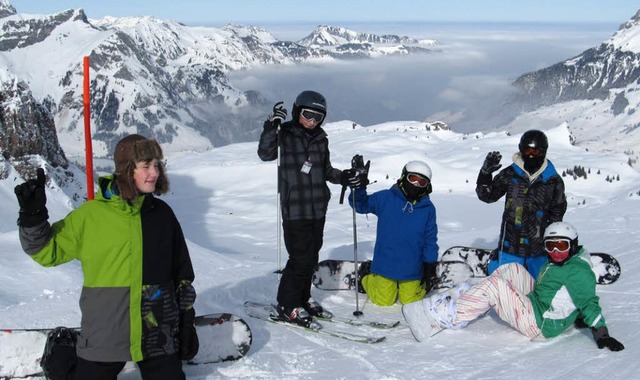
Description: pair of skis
243,301,398,344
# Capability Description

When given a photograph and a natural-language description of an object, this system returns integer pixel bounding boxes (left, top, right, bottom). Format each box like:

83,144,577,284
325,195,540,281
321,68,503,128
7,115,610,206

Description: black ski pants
75,353,185,380
277,218,325,308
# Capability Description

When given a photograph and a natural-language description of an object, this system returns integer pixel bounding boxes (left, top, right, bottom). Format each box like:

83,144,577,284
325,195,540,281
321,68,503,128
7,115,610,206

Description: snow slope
0,121,638,379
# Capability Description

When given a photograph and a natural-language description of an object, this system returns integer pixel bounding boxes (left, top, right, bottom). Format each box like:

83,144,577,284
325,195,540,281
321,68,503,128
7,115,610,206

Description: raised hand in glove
592,326,624,352
14,168,49,227
268,101,287,126
350,154,370,188
480,151,502,175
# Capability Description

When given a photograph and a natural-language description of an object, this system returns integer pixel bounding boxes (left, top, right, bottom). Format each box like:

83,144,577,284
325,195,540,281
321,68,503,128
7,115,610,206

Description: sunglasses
544,238,570,253
407,173,429,188
521,147,544,157
300,108,325,123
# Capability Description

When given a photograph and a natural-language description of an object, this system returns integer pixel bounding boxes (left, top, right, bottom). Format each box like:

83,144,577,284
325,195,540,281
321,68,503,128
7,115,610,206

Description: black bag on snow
40,326,79,380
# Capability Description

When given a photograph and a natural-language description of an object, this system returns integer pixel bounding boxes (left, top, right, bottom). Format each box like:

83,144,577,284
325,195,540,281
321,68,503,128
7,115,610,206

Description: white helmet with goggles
402,160,432,182
543,222,579,265
399,160,433,201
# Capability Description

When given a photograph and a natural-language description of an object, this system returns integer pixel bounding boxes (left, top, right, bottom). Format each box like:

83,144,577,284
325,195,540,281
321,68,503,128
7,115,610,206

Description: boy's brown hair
113,134,169,201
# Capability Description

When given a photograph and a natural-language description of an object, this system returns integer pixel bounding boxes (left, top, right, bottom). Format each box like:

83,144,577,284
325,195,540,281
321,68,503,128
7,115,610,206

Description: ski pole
352,188,363,317
275,122,283,278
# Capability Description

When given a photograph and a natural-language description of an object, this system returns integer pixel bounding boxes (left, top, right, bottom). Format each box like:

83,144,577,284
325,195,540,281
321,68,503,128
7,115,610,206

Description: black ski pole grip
339,185,347,204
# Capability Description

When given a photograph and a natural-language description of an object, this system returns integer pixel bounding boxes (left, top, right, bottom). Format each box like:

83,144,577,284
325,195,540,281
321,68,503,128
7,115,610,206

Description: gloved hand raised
268,101,287,126
350,154,370,189
14,168,49,227
481,151,502,175
592,326,624,352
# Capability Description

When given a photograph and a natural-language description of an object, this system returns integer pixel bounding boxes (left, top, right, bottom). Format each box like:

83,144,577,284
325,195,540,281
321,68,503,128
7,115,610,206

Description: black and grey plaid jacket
258,120,343,220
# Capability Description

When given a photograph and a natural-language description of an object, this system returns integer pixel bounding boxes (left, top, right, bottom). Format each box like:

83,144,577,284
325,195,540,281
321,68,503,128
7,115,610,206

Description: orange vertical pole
83,56,94,200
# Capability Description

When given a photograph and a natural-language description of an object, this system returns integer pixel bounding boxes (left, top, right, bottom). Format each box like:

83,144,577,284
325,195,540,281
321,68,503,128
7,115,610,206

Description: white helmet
544,222,579,264
403,160,432,181
544,222,578,241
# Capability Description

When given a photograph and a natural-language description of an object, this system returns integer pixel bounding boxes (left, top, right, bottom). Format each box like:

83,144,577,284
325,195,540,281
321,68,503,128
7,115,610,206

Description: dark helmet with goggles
293,90,327,127
519,129,548,159
519,129,548,173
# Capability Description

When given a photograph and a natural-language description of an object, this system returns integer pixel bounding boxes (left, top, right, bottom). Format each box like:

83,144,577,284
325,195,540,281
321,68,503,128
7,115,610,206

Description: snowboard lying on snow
434,246,621,289
0,312,252,378
311,247,621,292
312,259,364,291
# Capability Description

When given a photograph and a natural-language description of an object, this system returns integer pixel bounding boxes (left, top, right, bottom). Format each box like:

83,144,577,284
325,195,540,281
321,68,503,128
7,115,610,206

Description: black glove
592,326,624,352
268,101,287,126
14,168,49,227
350,154,370,189
480,151,502,175
420,262,438,292
178,309,199,361
340,169,360,188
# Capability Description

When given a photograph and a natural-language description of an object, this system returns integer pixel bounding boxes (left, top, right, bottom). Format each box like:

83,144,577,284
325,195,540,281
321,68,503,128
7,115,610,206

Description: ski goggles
544,238,571,253
521,147,544,157
407,173,429,188
300,108,325,123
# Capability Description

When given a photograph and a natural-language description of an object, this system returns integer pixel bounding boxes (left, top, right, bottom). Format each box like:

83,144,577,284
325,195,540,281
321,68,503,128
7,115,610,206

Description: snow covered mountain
298,25,438,57
0,1,439,163
505,10,640,169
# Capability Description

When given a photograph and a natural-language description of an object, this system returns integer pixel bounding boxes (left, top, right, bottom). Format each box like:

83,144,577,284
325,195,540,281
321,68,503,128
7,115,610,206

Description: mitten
176,281,199,360
178,309,199,360
14,168,49,227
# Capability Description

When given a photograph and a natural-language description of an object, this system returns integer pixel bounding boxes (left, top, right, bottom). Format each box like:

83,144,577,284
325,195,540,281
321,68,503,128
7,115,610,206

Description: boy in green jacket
403,222,624,352
14,135,198,379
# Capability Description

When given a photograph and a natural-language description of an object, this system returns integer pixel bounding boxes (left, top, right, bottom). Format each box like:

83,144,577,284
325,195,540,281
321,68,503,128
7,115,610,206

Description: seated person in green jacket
403,222,624,352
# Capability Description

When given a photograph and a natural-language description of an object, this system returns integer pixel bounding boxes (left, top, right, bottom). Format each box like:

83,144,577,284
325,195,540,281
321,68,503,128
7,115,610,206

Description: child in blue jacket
349,160,438,306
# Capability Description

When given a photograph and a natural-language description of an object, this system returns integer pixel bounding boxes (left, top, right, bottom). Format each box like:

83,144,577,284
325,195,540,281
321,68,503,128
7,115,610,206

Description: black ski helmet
518,130,548,158
519,129,548,173
292,90,327,126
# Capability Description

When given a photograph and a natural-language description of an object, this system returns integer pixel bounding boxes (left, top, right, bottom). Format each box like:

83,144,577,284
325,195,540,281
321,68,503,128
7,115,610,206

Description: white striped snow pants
453,262,542,338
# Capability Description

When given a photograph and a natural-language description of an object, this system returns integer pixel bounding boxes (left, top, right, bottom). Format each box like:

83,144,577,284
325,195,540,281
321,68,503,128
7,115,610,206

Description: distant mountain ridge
0,1,438,167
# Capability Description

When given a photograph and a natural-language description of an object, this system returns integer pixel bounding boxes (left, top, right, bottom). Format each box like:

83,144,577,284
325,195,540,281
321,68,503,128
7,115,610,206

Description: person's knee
398,281,426,304
363,275,397,306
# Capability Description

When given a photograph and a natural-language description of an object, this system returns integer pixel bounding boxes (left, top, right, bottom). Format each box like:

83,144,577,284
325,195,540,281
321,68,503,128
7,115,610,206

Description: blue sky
8,0,640,25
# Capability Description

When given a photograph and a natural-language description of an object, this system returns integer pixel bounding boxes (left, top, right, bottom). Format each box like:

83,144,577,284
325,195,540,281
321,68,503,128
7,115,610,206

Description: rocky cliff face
0,75,85,203
0,77,67,169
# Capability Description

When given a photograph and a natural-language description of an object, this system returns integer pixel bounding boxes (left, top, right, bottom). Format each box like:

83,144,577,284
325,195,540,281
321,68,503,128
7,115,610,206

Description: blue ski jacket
349,184,438,281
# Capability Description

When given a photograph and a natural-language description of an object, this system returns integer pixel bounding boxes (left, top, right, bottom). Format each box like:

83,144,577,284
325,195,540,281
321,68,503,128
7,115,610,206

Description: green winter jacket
18,176,195,362
528,248,606,338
